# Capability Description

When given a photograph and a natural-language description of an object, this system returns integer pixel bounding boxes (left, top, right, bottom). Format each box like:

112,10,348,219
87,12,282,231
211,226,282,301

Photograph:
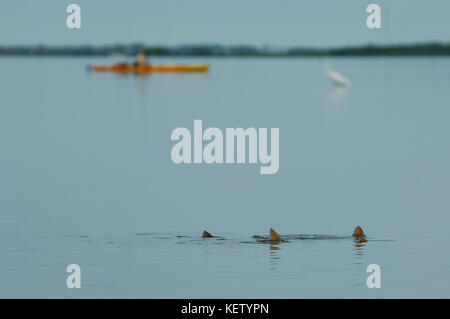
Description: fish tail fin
352,226,365,237
202,230,213,238
270,228,282,242
353,226,367,242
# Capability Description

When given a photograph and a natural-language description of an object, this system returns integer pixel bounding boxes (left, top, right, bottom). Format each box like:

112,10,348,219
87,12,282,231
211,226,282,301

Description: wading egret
324,58,350,86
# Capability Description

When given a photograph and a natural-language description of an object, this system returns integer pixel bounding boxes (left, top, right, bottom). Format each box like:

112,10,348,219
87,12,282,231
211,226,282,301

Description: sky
0,0,449,47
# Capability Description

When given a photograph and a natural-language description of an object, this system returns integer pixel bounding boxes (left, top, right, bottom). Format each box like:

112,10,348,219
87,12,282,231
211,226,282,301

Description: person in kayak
134,49,150,67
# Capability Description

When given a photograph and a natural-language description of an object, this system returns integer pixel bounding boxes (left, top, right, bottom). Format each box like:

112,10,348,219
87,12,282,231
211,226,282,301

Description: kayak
90,64,209,73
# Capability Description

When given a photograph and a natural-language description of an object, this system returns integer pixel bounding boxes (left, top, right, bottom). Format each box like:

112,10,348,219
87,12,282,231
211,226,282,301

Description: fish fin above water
353,226,367,242
352,226,365,237
202,230,214,238
270,228,283,242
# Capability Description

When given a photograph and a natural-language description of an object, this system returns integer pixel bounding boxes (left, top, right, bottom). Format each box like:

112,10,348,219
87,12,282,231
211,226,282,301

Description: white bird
324,58,350,87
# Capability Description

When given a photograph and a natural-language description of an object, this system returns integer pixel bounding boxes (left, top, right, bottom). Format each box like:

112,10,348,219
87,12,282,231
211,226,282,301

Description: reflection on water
269,243,281,270
137,75,149,102
325,85,349,106
353,239,366,265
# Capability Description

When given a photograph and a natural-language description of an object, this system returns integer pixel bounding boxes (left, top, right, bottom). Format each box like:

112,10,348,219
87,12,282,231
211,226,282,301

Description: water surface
0,56,449,298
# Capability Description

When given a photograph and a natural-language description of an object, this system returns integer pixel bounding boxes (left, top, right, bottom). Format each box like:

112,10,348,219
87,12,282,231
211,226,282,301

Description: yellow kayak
90,64,209,73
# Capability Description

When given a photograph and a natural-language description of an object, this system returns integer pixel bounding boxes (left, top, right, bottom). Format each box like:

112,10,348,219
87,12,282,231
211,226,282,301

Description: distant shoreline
1,42,450,57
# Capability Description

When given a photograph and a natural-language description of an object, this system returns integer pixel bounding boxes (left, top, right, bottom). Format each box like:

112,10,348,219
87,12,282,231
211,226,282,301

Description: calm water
0,56,449,298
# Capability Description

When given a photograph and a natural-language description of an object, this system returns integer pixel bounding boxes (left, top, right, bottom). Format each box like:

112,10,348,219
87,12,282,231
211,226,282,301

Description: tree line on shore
1,42,449,57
